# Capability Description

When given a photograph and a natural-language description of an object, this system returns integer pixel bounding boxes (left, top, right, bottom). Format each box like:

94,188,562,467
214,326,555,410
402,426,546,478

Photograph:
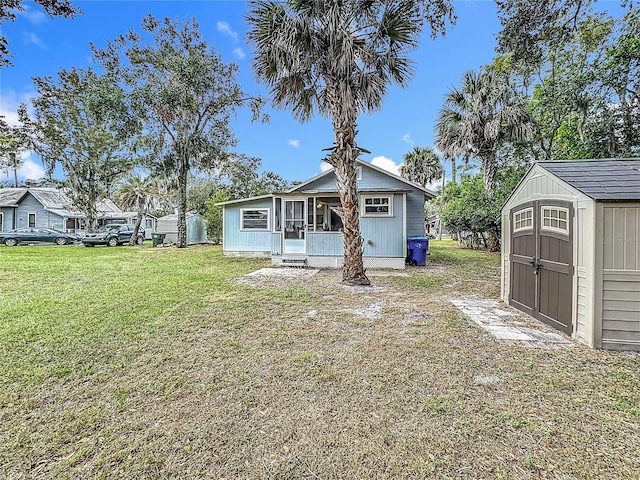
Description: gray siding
14,193,65,230
223,199,273,253
0,207,16,230
406,191,426,237
600,205,640,350
295,163,417,193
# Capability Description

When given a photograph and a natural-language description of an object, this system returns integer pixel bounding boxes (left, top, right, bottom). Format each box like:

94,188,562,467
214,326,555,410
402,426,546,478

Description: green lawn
0,242,638,479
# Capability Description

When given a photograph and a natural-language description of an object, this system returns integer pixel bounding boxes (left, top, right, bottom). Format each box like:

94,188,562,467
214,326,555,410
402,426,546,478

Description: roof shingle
538,159,640,201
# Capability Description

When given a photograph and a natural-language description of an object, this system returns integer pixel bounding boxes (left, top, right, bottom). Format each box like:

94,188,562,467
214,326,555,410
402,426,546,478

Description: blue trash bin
407,236,429,266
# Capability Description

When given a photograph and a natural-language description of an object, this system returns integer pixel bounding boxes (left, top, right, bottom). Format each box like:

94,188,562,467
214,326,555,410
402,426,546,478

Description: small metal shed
501,159,640,351
156,213,207,245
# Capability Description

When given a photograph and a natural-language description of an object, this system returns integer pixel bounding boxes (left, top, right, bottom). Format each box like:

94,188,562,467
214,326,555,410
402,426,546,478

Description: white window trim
0,212,3,231
361,195,393,217
540,206,569,235
513,207,533,233
240,208,270,231
27,212,37,228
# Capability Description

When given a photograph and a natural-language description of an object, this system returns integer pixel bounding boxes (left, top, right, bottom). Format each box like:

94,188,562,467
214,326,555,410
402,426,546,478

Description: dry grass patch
0,241,638,479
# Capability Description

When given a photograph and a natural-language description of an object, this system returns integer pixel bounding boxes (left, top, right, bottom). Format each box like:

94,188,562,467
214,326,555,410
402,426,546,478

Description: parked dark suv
82,225,145,247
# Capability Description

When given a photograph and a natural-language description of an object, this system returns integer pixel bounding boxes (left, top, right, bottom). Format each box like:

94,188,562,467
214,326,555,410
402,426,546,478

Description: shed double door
510,200,573,334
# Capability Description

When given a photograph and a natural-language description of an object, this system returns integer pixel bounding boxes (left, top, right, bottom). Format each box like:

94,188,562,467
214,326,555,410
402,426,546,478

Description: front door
283,199,306,254
509,200,573,334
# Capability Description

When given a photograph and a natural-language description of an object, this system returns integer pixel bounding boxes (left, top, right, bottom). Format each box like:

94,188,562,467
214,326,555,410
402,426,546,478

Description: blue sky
0,0,624,187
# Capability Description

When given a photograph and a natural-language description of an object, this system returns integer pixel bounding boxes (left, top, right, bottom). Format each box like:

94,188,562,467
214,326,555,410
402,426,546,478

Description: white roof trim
215,194,274,206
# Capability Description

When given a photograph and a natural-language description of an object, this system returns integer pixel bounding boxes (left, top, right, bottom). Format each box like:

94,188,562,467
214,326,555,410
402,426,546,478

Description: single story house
501,159,640,351
0,187,156,236
217,160,436,269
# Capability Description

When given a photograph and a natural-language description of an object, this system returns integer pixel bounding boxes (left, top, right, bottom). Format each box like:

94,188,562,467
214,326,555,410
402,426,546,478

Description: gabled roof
0,187,123,216
0,188,27,207
287,159,437,198
539,159,640,201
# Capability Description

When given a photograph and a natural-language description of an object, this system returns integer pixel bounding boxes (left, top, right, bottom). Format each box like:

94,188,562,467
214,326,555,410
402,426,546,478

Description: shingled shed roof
539,159,640,201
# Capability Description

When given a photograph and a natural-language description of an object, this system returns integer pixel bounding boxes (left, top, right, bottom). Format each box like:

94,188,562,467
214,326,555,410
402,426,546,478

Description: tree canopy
247,0,447,284
92,15,264,248
28,67,137,230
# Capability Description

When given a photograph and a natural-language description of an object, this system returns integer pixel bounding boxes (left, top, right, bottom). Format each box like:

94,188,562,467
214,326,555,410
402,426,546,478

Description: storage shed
156,213,207,245
501,159,640,351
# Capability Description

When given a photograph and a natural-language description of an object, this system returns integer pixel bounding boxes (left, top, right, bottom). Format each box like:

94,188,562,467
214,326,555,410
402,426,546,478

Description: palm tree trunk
329,121,369,286
130,206,144,246
481,152,497,195
177,157,188,249
450,157,456,183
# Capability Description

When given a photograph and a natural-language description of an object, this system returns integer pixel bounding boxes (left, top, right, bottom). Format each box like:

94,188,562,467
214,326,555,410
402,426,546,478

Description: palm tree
435,69,533,194
247,0,424,285
115,174,157,245
400,146,444,187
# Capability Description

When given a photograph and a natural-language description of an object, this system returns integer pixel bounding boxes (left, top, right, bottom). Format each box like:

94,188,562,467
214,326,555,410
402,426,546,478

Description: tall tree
0,116,26,186
435,69,533,194
28,67,137,230
400,146,443,187
247,0,451,285
92,15,264,248
1,0,80,67
115,174,159,245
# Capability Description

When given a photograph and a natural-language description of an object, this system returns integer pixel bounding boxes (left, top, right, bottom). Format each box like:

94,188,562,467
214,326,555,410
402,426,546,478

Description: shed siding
601,272,640,350
599,205,640,350
406,191,426,237
223,199,272,252
575,198,596,345
602,205,640,270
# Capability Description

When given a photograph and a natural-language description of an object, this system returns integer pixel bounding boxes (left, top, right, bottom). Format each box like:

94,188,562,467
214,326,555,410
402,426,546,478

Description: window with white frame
241,209,269,230
28,213,36,228
0,212,3,231
513,207,533,232
361,195,393,216
541,206,569,233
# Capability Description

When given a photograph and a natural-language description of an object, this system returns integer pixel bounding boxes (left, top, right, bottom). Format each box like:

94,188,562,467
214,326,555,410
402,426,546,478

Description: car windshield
97,225,120,232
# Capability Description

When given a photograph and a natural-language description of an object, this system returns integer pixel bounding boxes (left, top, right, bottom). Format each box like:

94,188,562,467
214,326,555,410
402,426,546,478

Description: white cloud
288,139,300,148
402,133,413,146
320,161,332,172
1,159,45,183
371,155,401,176
17,5,47,24
232,47,246,60
217,21,238,41
0,90,35,126
24,32,44,47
